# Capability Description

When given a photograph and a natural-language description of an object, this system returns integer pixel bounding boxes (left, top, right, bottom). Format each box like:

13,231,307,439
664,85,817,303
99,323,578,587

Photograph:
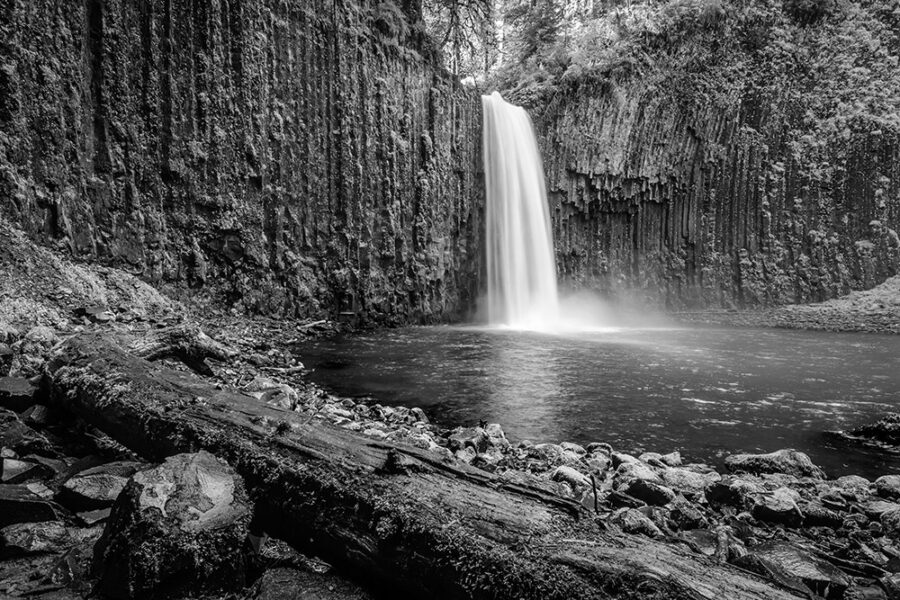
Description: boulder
0,521,70,557
624,479,676,506
733,542,851,598
876,476,900,500
725,449,825,479
551,466,590,490
0,377,39,412
610,452,639,468
835,475,872,499
661,467,720,498
59,472,129,511
0,408,55,457
1,457,54,484
613,461,662,489
864,500,900,520
669,496,707,530
560,442,586,455
610,508,663,538
93,451,251,599
705,476,764,510
448,427,490,454
882,508,900,537
751,488,804,528
849,414,900,446
802,502,844,529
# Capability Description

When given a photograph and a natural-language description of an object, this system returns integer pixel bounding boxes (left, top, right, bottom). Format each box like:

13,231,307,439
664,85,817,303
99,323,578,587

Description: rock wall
0,0,482,324
537,82,900,309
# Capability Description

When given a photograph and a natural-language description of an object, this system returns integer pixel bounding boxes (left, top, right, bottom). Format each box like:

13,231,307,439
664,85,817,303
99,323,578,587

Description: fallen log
46,332,801,600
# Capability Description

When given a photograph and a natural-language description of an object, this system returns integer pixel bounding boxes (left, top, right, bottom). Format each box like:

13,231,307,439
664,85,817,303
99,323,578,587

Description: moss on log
46,332,802,600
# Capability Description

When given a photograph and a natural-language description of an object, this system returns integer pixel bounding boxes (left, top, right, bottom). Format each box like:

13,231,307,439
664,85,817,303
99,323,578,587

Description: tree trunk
46,332,801,600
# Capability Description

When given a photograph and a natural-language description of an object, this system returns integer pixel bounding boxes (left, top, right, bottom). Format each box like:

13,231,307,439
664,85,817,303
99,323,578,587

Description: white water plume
482,92,559,330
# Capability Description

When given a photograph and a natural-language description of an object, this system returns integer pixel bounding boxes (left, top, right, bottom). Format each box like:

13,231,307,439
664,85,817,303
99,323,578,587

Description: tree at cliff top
494,0,900,157
424,0,496,78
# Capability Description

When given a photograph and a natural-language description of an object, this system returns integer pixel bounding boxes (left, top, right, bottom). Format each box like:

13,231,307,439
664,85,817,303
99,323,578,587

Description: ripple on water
300,325,900,478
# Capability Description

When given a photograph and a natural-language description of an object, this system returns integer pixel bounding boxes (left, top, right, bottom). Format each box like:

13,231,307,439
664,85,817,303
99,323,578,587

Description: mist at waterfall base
481,91,666,331
297,94,900,480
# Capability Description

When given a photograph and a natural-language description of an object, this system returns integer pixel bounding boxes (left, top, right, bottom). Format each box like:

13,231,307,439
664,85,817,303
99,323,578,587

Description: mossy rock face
93,451,251,599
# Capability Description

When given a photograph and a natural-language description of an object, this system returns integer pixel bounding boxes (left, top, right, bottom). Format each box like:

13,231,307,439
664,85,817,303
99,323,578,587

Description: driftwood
128,323,237,375
46,332,802,600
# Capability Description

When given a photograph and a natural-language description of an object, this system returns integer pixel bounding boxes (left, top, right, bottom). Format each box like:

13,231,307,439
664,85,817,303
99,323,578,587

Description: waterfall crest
482,92,559,329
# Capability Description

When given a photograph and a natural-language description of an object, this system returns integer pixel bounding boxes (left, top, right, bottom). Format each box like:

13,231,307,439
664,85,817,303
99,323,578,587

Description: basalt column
0,0,483,324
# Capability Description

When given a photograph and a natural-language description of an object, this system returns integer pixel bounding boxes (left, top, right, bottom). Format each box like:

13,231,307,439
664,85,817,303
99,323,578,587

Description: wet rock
882,508,900,537
1,457,54,484
59,472,128,511
611,452,639,468
625,479,676,506
881,573,900,599
836,475,873,499
0,484,64,527
844,584,888,600
410,407,429,424
706,476,764,510
551,465,590,490
610,508,662,538
865,501,900,520
448,427,490,454
560,442,586,455
483,423,511,449
661,467,720,498
669,496,708,530
243,376,298,410
733,542,851,598
725,449,826,479
0,408,55,456
613,461,662,489
677,529,719,557
93,451,251,599
0,521,70,557
587,442,612,455
78,508,112,527
0,377,38,412
20,404,51,427
660,451,683,467
850,414,900,446
248,566,373,600
876,476,900,500
802,501,844,528
752,488,804,528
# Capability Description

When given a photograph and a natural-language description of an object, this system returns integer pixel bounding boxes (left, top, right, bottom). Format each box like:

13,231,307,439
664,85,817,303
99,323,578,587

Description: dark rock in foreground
248,567,372,600
93,451,251,599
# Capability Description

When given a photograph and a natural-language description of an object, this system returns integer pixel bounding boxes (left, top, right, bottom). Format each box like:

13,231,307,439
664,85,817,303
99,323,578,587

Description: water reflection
300,326,900,478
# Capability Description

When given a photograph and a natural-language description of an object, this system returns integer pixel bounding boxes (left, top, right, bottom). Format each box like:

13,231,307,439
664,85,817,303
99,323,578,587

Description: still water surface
299,326,900,478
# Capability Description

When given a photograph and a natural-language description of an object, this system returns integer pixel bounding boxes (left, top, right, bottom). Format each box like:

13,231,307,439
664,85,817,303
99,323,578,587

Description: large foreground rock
93,451,251,599
725,449,826,479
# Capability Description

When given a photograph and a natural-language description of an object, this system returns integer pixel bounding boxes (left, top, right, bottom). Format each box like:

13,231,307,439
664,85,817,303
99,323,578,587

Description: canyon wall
0,0,482,324
537,84,900,309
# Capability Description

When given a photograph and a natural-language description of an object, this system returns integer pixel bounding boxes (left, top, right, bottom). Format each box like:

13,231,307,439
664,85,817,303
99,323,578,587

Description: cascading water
482,92,560,329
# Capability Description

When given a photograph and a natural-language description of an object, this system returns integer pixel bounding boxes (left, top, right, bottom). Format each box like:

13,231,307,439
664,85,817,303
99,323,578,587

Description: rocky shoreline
3,225,900,599
673,276,900,335
3,308,900,599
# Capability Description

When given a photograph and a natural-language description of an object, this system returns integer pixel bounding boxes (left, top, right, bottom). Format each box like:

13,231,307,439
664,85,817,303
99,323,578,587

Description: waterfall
482,92,560,329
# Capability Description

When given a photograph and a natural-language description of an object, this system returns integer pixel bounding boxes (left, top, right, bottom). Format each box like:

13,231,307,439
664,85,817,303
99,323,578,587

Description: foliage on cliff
496,0,900,151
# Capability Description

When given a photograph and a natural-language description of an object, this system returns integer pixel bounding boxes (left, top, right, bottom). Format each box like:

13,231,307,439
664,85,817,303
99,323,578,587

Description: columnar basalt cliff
0,0,482,324
539,88,899,309
524,4,900,310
